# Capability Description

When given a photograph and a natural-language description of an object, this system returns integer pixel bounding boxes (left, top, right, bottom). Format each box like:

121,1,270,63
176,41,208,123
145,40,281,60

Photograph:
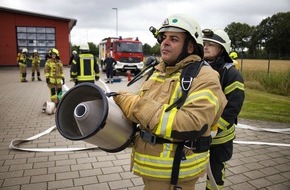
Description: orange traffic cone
127,70,131,81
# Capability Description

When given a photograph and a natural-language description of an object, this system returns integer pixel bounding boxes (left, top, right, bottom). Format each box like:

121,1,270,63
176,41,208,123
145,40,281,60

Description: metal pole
112,8,118,37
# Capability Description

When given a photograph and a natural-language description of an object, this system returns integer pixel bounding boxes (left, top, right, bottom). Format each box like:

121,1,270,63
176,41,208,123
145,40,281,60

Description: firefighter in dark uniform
18,48,28,82
104,53,117,83
202,28,245,190
70,43,99,86
69,50,77,67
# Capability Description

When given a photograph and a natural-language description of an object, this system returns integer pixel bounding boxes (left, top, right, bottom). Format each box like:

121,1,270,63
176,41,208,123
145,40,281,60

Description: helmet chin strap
175,35,191,63
205,49,224,63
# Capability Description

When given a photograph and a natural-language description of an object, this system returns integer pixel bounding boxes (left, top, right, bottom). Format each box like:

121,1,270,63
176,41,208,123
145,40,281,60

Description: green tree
256,12,290,58
71,44,79,54
88,42,98,57
143,43,152,56
143,42,160,56
150,43,160,56
224,22,254,52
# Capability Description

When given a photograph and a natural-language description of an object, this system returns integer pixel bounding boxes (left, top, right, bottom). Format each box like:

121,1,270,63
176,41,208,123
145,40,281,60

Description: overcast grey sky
1,0,289,46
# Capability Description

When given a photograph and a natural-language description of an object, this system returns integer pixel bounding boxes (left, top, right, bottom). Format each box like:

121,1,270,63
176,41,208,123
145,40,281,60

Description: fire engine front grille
119,57,141,63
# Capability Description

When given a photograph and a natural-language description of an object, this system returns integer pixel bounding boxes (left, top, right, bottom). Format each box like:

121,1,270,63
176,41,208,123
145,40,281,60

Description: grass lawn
239,88,290,123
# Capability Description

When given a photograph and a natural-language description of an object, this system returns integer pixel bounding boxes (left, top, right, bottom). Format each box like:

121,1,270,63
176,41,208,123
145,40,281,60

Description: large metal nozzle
56,83,135,153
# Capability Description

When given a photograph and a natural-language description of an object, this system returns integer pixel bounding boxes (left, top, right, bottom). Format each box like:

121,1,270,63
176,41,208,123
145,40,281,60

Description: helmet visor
159,27,186,33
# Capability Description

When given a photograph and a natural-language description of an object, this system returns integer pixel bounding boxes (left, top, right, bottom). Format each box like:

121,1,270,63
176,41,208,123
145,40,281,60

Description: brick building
0,6,77,66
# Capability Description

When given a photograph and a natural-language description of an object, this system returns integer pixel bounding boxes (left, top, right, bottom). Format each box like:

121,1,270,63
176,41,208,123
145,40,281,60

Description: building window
16,26,55,60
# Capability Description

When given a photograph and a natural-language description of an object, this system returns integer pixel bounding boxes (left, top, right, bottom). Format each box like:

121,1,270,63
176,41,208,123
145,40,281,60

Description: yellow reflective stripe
71,72,78,76
216,124,235,138
156,87,180,137
135,151,208,167
155,105,176,138
134,151,209,179
51,94,57,100
185,89,219,114
217,117,229,131
134,164,170,179
169,77,182,107
212,124,235,145
78,76,94,81
212,132,235,144
155,73,179,138
224,81,244,95
161,143,174,158
148,72,165,82
80,59,84,76
155,105,166,135
134,160,208,179
19,63,26,67
77,54,95,80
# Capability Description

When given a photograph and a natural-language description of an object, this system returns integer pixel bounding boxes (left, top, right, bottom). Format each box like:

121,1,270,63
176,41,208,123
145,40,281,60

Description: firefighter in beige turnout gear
30,49,42,81
44,48,65,106
18,48,28,82
113,14,227,190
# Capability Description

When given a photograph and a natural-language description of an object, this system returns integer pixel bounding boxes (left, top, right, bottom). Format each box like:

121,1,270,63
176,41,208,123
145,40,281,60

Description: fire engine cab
99,37,144,74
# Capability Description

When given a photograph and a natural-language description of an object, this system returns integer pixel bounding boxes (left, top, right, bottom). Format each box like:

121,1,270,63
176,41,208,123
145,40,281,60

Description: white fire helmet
79,43,90,51
22,48,28,53
202,28,231,54
158,14,204,57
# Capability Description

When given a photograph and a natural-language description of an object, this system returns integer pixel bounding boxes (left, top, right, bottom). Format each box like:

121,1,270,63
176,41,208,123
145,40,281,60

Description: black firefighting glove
95,76,100,81
62,78,65,84
46,78,49,84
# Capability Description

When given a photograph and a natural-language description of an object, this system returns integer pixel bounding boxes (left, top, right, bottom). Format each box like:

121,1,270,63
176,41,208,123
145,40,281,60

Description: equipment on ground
42,101,56,115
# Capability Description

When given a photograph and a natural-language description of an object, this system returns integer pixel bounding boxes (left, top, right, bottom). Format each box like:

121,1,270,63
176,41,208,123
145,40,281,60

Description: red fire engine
99,37,144,74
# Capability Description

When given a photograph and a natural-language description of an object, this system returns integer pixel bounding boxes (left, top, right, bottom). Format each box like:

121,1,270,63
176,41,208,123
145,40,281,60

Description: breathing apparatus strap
165,61,206,112
220,62,234,87
171,142,185,189
137,61,208,187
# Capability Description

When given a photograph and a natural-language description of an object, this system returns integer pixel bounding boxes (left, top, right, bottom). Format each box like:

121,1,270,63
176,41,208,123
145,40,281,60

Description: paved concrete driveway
0,67,289,190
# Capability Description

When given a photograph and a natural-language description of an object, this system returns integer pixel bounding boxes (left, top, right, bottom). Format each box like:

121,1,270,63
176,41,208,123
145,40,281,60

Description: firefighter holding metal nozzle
112,14,227,190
